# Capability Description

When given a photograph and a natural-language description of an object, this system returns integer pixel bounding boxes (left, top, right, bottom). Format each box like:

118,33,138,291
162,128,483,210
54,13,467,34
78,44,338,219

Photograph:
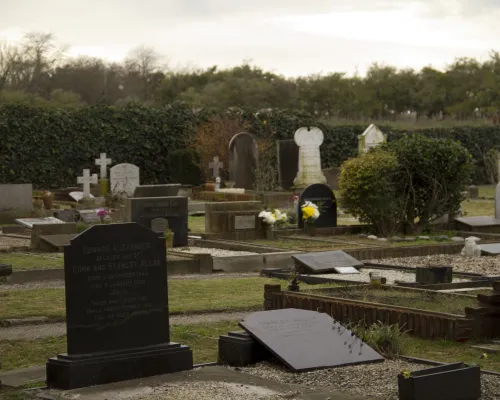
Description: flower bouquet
97,208,109,223
301,201,320,236
259,209,288,239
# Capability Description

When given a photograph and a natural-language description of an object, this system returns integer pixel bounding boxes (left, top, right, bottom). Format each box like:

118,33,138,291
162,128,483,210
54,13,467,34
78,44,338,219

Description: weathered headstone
358,124,386,154
208,156,223,179
77,209,101,224
126,197,188,246
293,127,327,189
133,184,180,198
110,163,140,197
95,153,112,179
15,217,64,228
53,209,78,223
77,169,98,199
297,183,337,229
0,184,33,212
228,132,259,189
277,140,299,190
46,223,193,389
292,250,363,274
240,309,383,371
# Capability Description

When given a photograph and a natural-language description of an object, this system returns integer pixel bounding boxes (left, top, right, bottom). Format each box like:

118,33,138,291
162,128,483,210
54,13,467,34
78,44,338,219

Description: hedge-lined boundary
0,103,497,188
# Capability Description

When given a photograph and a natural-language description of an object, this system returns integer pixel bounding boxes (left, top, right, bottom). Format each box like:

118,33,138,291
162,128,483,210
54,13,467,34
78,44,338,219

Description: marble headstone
110,163,140,197
293,127,327,188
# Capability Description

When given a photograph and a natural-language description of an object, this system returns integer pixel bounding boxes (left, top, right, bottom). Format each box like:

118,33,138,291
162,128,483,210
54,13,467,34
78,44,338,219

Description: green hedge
0,103,498,188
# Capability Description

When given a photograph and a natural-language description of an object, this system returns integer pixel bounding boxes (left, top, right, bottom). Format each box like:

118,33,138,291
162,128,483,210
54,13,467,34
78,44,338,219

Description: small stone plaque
292,250,363,274
480,243,500,255
151,217,168,233
234,215,256,230
455,216,500,227
15,217,65,228
240,309,383,371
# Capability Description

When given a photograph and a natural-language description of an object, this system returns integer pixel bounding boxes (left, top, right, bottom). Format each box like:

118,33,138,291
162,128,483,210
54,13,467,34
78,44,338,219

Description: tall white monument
293,127,327,188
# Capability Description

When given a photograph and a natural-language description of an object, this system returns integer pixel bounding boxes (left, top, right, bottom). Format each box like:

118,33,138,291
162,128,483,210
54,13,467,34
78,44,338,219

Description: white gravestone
496,160,500,219
77,169,98,199
110,163,140,197
209,156,223,179
358,124,387,154
293,127,327,188
95,153,112,179
15,217,64,228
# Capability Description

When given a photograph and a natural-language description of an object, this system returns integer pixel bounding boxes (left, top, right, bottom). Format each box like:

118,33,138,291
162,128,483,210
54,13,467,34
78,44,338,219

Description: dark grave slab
218,330,272,367
240,309,383,371
398,362,480,400
54,209,78,223
2,225,27,234
133,184,180,198
297,184,337,228
292,250,363,274
0,264,12,277
46,223,193,389
277,139,299,190
480,243,500,255
126,197,188,247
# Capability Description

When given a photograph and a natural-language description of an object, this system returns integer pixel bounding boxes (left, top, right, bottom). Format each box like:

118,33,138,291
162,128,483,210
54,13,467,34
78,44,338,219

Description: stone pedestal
415,266,453,285
218,331,271,367
293,127,327,189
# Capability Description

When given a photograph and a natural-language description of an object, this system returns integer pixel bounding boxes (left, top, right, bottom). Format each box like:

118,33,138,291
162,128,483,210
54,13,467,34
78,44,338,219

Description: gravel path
177,247,259,257
366,254,500,276
313,268,469,284
0,273,260,290
0,311,249,340
236,360,500,400
0,235,30,248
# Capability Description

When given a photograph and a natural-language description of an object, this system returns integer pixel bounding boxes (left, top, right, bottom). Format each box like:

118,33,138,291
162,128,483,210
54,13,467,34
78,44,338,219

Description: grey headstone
133,184,180,198
292,250,363,274
240,309,383,371
277,140,299,190
0,184,33,212
228,132,259,190
480,243,500,255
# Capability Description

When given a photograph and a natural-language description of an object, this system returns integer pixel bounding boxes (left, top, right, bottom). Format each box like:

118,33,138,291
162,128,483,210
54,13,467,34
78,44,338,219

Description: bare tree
125,45,166,77
0,40,19,90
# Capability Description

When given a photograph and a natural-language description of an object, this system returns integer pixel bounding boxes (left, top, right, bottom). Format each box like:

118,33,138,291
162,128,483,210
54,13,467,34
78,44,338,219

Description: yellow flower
302,206,315,220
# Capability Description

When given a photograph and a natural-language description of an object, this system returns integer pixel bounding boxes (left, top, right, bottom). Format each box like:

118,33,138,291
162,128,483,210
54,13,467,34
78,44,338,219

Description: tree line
1,32,500,121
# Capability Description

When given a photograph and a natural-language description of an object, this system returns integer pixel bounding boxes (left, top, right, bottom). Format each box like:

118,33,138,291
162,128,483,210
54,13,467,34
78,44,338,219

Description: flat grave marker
454,216,500,227
240,309,383,371
16,217,65,228
69,192,95,202
46,223,193,389
480,243,500,255
293,250,362,274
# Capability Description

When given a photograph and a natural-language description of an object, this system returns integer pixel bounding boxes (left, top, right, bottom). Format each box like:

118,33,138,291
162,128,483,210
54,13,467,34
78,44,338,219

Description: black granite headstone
218,331,272,367
277,140,299,190
228,132,259,190
240,309,383,371
297,184,337,228
127,197,188,247
46,223,193,389
292,250,363,274
133,184,181,198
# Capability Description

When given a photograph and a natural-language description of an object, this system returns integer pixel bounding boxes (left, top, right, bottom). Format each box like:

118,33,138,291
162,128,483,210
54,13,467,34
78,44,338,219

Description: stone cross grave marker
77,169,98,199
292,250,363,274
293,127,327,188
209,156,223,179
240,309,383,371
46,223,193,389
95,153,112,179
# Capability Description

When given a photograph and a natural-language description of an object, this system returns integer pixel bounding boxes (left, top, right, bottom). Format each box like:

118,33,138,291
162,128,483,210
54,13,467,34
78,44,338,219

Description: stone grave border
263,285,473,340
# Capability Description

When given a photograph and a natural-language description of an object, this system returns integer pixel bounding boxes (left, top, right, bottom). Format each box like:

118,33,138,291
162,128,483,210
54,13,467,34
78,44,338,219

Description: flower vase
41,193,53,210
265,225,275,240
305,223,317,237
33,197,44,210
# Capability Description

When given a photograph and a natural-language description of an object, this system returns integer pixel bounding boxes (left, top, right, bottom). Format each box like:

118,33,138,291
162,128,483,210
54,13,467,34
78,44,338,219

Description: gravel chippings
0,235,30,247
313,268,469,284
236,360,500,400
177,246,259,257
365,254,500,276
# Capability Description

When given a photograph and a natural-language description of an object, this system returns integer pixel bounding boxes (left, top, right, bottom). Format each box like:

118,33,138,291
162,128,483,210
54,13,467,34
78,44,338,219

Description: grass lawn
461,199,494,217
188,215,205,233
1,253,64,271
312,287,477,315
478,184,496,199
0,278,335,321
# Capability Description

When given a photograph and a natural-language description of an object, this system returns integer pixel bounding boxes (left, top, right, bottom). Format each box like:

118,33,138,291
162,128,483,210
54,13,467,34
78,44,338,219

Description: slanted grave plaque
292,250,363,274
234,215,256,230
480,243,500,255
240,309,383,371
46,223,193,389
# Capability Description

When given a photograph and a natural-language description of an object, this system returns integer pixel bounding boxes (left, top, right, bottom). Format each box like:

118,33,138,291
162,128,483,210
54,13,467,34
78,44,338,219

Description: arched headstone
358,124,386,154
297,183,337,229
293,127,327,188
228,132,259,190
110,163,140,197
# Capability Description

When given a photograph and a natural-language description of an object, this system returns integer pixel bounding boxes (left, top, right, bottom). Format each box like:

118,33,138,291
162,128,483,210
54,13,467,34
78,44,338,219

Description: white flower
302,201,318,210
259,211,276,225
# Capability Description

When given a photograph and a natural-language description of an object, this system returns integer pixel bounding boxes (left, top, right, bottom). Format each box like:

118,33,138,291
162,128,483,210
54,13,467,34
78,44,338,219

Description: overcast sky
1,0,499,76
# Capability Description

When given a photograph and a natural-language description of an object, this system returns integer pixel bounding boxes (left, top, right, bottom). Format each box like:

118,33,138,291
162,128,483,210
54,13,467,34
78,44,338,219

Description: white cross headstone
77,169,98,199
293,127,327,188
95,153,112,179
209,156,223,179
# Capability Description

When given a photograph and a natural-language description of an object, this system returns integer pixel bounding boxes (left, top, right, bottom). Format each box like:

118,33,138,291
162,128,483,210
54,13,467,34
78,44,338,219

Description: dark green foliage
166,148,202,185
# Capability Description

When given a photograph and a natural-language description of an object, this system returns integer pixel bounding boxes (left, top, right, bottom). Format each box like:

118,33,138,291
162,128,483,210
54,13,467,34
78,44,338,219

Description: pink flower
97,209,109,217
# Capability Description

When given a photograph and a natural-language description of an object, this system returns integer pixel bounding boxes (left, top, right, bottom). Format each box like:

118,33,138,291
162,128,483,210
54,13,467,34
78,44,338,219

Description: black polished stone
240,309,383,371
218,331,272,367
297,184,337,228
127,197,188,247
46,223,193,389
277,140,299,190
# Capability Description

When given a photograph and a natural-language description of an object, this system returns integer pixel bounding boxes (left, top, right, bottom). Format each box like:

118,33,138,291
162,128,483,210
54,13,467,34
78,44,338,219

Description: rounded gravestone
228,132,259,190
293,127,327,188
297,183,337,229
